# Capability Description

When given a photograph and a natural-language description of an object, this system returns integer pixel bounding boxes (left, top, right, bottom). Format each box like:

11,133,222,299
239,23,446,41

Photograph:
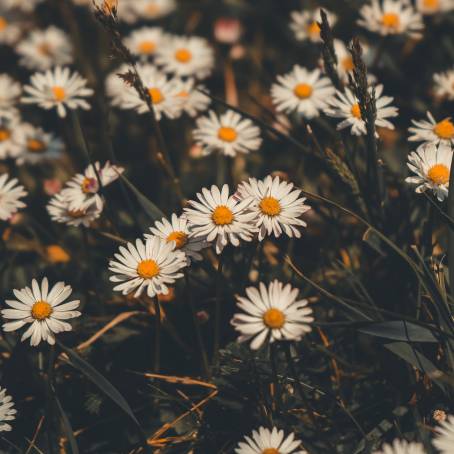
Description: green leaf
358,321,438,343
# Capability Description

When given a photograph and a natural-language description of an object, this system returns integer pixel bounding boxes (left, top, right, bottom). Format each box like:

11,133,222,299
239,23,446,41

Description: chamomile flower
409,112,454,146
0,9,21,46
405,142,452,201
0,173,27,221
372,439,425,454
3,0,44,12
358,0,424,38
105,63,129,107
184,184,257,254
155,35,215,79
1,277,81,347
433,68,454,101
0,73,21,113
271,66,335,119
0,112,25,159
146,213,208,262
236,175,311,241
0,387,16,432
235,426,307,454
124,27,165,60
416,0,454,14
231,280,314,350
15,123,64,165
433,414,454,454
109,236,187,298
22,66,94,118
290,8,337,43
193,110,262,157
47,192,103,227
175,78,211,117
131,0,176,22
324,85,398,136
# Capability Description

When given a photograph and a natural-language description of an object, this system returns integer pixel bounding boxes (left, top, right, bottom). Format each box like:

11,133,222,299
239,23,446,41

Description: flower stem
152,297,161,372
212,253,225,368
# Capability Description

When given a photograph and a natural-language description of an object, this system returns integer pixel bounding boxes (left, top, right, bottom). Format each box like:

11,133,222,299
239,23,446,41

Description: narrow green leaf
358,321,438,342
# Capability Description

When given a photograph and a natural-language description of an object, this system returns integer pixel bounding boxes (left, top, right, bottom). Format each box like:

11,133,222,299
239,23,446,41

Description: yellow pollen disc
46,245,71,263
433,119,454,140
175,48,192,63
428,164,450,185
148,87,164,104
68,209,86,218
31,300,53,320
423,0,439,8
27,139,46,153
0,129,11,142
263,308,285,329
259,196,281,216
137,259,160,279
307,21,321,37
52,86,66,102
293,83,313,99
342,56,354,72
212,205,234,225
0,17,7,31
138,40,156,54
166,231,188,249
381,12,400,29
351,103,362,119
217,126,237,142
145,3,160,16
81,177,98,193
38,43,52,56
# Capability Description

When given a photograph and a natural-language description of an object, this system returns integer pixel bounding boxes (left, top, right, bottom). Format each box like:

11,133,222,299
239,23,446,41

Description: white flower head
324,84,398,136
131,0,176,21
105,63,130,107
15,26,73,71
0,387,16,432
0,173,27,221
290,8,337,43
124,27,166,60
193,110,262,157
155,35,215,79
433,414,454,453
3,0,44,12
146,213,209,263
358,0,424,38
175,78,211,118
235,426,307,454
231,280,314,350
109,236,187,298
22,66,94,118
416,0,454,15
405,142,452,201
237,175,311,241
0,73,21,113
433,68,454,101
184,184,258,254
409,112,454,146
0,111,26,159
271,65,335,119
372,439,425,454
1,277,81,346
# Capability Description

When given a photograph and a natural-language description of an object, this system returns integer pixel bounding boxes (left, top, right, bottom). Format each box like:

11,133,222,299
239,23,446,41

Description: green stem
152,297,161,372
213,253,225,368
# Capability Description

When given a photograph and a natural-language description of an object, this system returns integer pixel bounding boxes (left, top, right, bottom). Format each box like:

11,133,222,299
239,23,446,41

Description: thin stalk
45,346,56,454
269,343,282,412
448,149,454,302
213,253,225,368
152,297,161,372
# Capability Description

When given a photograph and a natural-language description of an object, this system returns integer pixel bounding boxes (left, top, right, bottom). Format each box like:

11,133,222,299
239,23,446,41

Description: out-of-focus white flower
0,9,21,46
0,387,16,433
409,112,454,146
0,112,26,159
3,0,44,12
416,0,454,15
0,173,27,221
124,27,166,60
130,0,176,22
290,8,337,43
0,74,21,113
372,439,425,454
173,78,211,117
433,414,454,453
213,17,242,44
433,68,454,101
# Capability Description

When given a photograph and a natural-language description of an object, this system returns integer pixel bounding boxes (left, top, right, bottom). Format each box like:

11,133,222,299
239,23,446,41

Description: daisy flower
372,439,425,454
324,84,398,136
15,26,73,71
109,236,187,298
416,0,454,14
405,142,452,201
146,213,208,262
0,73,21,113
236,175,311,241
22,66,94,118
193,110,262,157
433,414,454,453
124,27,165,60
433,68,454,101
184,184,257,254
408,112,454,146
1,277,81,347
0,173,27,221
358,0,424,38
235,426,307,454
47,192,103,227
0,9,21,46
105,63,130,107
231,280,314,350
271,66,335,119
174,78,211,117
0,387,16,432
0,112,26,159
131,0,176,22
3,0,44,12
15,123,64,165
290,8,337,43
155,35,215,79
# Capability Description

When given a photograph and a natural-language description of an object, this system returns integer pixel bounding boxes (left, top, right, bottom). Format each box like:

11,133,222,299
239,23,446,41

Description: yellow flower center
52,86,66,102
27,139,46,153
381,12,400,29
145,3,160,16
175,48,192,63
138,40,156,55
212,205,234,225
307,21,321,37
217,126,237,142
0,128,11,142
46,245,71,263
293,83,313,99
38,43,52,56
137,259,160,279
31,300,53,320
433,119,454,140
68,209,86,218
427,164,450,185
342,56,354,72
166,231,188,249
351,103,362,119
263,308,285,329
148,87,164,104
81,177,98,193
259,196,281,216
177,90,189,98
423,0,439,8
0,17,7,31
